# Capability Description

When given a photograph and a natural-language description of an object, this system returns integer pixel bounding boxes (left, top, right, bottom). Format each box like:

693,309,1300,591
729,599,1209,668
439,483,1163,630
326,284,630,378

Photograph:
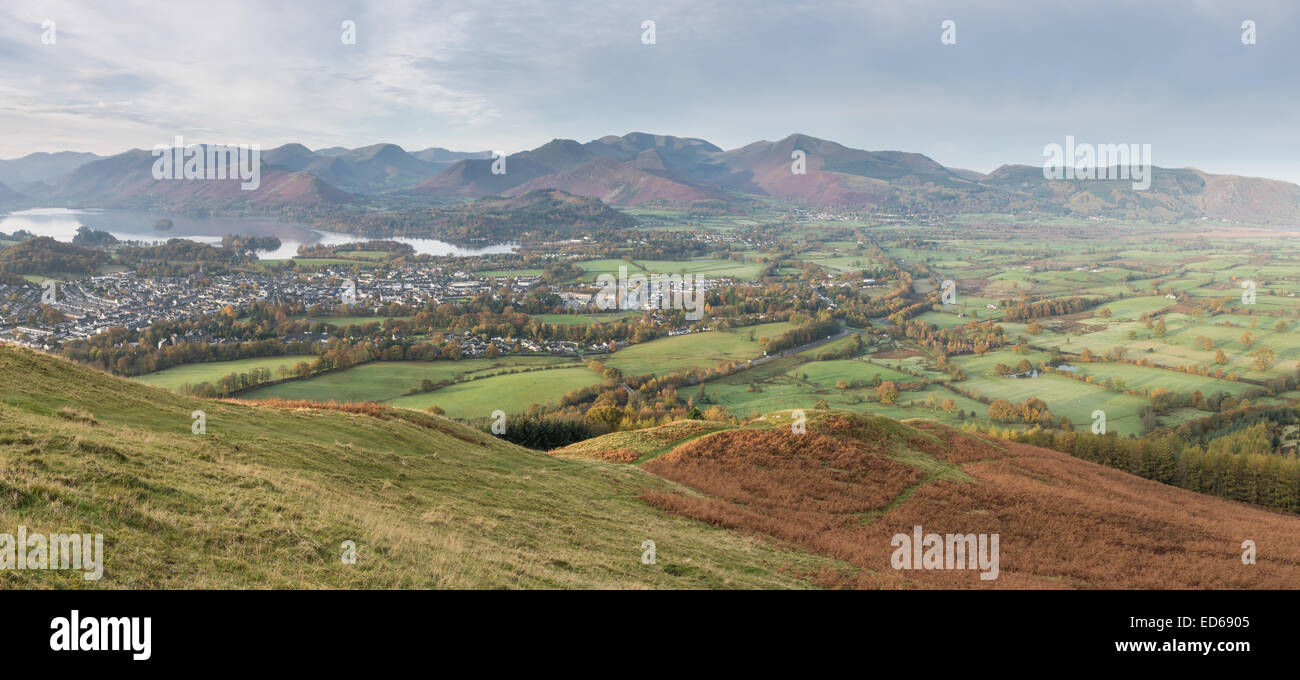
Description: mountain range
3,133,1299,224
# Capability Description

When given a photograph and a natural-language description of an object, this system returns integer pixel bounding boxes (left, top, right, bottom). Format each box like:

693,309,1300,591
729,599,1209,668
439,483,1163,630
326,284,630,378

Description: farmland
602,322,796,375
134,355,313,391
240,356,581,405
115,218,1300,451
388,366,606,418
575,256,765,282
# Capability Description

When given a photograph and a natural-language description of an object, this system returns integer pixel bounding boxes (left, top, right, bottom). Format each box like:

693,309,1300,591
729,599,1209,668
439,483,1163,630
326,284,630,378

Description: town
0,262,735,359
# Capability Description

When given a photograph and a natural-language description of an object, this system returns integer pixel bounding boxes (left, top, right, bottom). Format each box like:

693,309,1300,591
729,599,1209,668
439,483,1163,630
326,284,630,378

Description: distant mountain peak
16,133,1300,223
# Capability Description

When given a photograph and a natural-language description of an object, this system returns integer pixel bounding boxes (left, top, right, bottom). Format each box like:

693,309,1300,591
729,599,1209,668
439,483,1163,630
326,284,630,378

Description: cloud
0,0,1297,183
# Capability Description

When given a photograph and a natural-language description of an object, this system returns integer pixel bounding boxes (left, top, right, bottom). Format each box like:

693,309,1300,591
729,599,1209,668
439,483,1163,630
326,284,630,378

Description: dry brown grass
549,419,730,462
55,406,96,425
846,440,1300,588
639,418,1300,589
586,448,642,463
902,421,1004,464
641,429,925,565
239,397,482,443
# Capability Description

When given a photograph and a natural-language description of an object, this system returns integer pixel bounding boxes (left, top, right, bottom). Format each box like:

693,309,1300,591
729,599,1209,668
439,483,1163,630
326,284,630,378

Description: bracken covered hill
554,410,1300,589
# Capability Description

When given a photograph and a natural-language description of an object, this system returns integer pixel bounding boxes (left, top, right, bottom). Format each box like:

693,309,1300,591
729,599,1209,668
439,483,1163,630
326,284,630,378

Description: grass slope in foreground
0,347,839,588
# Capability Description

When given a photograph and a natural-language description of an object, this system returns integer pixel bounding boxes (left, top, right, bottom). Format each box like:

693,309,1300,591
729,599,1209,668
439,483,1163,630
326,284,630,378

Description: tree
585,405,624,430
876,381,899,405
1214,349,1227,365
1252,346,1276,372
702,405,732,422
988,399,1018,422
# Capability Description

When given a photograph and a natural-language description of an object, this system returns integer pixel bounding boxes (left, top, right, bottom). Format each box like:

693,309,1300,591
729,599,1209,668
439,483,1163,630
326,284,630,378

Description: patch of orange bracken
239,397,385,417
639,420,1300,589
239,398,481,443
586,448,641,463
641,429,925,570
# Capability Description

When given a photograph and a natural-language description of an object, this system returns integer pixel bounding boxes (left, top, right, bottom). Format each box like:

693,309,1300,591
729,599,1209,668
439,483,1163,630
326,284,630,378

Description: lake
0,208,517,259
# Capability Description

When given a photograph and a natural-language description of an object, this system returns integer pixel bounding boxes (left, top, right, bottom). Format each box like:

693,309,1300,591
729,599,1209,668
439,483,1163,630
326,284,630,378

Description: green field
603,323,795,375
951,349,1054,378
478,268,544,277
577,257,764,281
293,315,412,326
239,356,578,403
576,258,643,281
388,366,606,418
634,258,765,280
963,373,1149,436
529,312,639,326
1067,362,1255,397
1060,312,1300,381
134,355,313,391
788,359,916,386
705,376,985,425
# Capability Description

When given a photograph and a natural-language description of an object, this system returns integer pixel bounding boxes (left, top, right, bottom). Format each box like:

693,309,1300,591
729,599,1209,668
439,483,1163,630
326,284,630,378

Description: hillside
0,346,840,588
983,164,1300,222
264,143,444,193
407,132,1300,221
45,148,353,208
0,179,22,203
20,132,1300,223
503,156,722,206
554,411,1300,589
5,345,1299,589
0,151,101,187
316,189,637,242
407,155,554,198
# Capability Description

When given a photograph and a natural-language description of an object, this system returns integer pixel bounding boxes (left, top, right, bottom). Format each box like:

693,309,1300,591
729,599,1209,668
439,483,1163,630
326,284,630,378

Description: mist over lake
0,208,517,259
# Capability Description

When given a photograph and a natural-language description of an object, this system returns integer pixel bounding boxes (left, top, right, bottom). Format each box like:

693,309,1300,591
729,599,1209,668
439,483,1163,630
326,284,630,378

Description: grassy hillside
554,410,1300,588
9,345,1299,589
0,346,840,588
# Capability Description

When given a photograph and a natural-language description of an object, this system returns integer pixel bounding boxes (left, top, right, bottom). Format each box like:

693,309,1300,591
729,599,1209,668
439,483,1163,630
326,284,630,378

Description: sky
1,0,1298,182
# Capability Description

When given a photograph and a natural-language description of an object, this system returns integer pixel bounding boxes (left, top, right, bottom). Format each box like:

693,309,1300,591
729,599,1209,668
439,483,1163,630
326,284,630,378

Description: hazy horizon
2,0,1298,182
